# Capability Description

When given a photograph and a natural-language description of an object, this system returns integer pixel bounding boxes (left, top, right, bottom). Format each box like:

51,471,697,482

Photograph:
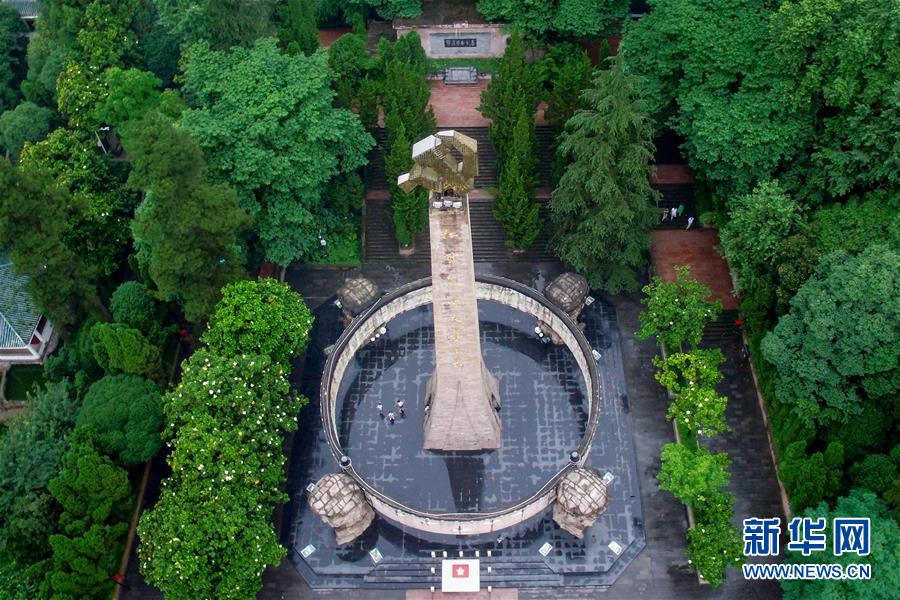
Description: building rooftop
2,1,38,20
0,257,41,349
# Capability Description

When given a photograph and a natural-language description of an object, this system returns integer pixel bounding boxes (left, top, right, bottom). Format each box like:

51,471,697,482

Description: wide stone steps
363,199,557,263
653,184,698,229
364,558,561,586
700,311,741,348
365,126,556,191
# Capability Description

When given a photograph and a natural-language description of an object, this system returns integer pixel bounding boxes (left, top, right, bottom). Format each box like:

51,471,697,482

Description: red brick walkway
429,80,549,128
651,229,738,310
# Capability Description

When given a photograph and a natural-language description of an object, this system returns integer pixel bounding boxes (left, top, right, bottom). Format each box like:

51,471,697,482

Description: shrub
657,443,731,509
90,323,162,378
686,520,743,588
77,375,163,466
110,281,160,335
42,430,131,599
779,441,843,513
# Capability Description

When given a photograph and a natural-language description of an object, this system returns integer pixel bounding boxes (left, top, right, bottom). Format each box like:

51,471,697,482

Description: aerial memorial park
0,0,896,599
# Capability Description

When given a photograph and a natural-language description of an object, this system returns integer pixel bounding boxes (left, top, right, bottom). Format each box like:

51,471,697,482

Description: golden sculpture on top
397,130,479,196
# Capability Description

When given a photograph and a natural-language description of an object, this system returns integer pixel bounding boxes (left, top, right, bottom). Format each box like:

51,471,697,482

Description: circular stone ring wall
319,274,602,536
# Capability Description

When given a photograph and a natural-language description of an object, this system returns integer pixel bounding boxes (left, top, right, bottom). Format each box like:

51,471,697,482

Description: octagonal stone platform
284,295,644,589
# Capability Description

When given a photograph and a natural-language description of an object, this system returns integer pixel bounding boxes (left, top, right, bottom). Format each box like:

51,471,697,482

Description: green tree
90,323,162,378
551,58,659,293
346,0,422,19
771,0,900,199
781,490,900,600
76,374,163,466
654,349,728,437
849,455,897,496
0,4,26,112
42,430,131,600
541,42,595,131
493,100,541,250
620,0,808,197
719,181,803,295
137,352,306,599
384,117,427,247
155,0,276,49
657,443,731,509
327,33,374,109
774,233,821,311
122,111,250,322
279,0,320,56
0,382,79,563
686,520,743,588
812,190,900,256
202,279,314,365
109,281,161,336
477,0,627,37
180,39,373,265
94,67,162,130
637,266,722,351
0,102,53,160
0,162,103,331
19,128,137,278
779,441,844,513
479,31,541,165
761,246,900,427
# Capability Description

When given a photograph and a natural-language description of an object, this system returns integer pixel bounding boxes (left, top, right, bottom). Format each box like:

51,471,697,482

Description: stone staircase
363,198,557,263
653,184,698,229
364,556,561,587
365,126,556,191
700,311,741,349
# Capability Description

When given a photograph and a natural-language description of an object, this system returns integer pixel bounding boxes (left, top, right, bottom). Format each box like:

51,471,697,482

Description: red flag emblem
452,564,469,578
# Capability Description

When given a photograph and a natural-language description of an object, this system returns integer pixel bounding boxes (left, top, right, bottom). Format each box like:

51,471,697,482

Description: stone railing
319,274,601,535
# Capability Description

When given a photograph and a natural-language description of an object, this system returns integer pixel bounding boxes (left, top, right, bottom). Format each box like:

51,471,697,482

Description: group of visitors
661,204,695,229
376,399,406,424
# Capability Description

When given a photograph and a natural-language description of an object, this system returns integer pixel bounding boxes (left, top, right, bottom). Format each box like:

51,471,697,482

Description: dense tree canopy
770,0,900,199
762,245,900,427
42,430,131,599
621,0,808,197
154,0,276,49
551,58,658,292
123,111,249,322
477,0,628,37
719,181,803,294
76,375,163,466
782,490,900,600
0,161,102,330
0,4,27,112
202,279,314,364
109,281,162,337
0,382,79,563
0,101,53,160
180,39,373,265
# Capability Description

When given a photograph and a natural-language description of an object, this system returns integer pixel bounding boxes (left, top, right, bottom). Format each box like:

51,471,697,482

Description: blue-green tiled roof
2,1,38,19
0,257,41,349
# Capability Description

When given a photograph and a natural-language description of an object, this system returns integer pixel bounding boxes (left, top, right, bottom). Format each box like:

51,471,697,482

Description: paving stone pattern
283,293,645,589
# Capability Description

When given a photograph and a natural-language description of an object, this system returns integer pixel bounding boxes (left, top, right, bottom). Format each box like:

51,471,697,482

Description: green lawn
307,230,362,266
3,365,45,401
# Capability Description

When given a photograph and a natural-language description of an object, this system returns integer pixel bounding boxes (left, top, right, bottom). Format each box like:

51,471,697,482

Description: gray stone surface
308,473,375,545
553,468,610,539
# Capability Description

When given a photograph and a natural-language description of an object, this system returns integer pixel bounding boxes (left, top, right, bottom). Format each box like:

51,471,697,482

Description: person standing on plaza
677,204,685,217
387,411,396,424
376,402,384,417
397,399,405,417
686,216,695,230
670,206,677,220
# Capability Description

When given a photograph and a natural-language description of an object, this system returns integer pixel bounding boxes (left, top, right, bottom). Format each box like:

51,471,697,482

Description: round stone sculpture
337,278,380,325
308,473,375,545
553,467,609,539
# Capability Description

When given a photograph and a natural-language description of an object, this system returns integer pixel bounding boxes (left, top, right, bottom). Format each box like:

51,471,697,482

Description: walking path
651,229,739,310
428,80,550,128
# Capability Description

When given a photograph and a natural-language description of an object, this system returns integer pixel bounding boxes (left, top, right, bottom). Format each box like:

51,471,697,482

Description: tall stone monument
398,130,502,451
